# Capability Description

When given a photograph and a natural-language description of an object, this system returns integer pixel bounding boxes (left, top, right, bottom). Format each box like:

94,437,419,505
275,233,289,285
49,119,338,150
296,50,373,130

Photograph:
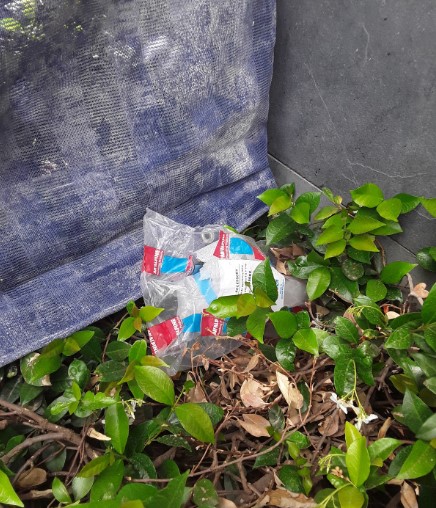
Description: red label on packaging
253,247,266,260
148,316,183,354
201,311,226,336
142,246,164,275
213,231,230,259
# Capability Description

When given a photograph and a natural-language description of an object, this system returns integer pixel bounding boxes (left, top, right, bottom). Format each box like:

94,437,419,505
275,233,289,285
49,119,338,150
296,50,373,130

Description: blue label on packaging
182,313,202,333
193,272,217,305
229,237,253,255
161,255,190,274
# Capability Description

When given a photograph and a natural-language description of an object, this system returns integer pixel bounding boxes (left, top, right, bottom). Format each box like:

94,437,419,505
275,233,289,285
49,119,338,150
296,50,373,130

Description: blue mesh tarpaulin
0,0,276,366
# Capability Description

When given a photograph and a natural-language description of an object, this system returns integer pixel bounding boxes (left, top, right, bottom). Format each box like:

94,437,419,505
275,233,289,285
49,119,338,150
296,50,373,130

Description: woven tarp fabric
0,0,276,366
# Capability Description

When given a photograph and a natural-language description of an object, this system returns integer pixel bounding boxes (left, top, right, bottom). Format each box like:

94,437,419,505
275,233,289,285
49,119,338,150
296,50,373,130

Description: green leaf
226,316,247,336
266,213,296,245
337,485,365,508
334,356,356,395
118,317,137,341
417,247,436,272
348,234,379,252
275,339,296,371
95,361,126,382
253,447,281,468
257,188,288,206
0,470,24,507
72,476,94,501
296,310,311,329
385,325,414,349
411,352,436,377
117,483,157,503
346,436,371,487
416,414,436,441
287,256,324,279
236,294,257,318
341,259,364,281
52,477,72,504
155,435,192,452
393,193,421,214
425,324,436,352
420,197,436,217
348,213,385,234
393,390,432,433
380,261,417,284
422,284,436,324
253,287,275,308
90,459,124,502
139,306,164,322
376,198,403,221
345,421,362,449
246,307,269,342
334,317,359,344
368,438,403,464
129,453,157,479
78,455,111,478
192,479,219,507
372,220,403,236
296,192,321,214
316,226,344,245
366,279,387,302
175,403,215,443
292,329,319,356
20,352,61,386
315,206,339,221
351,183,384,208
329,267,360,303
197,402,225,426
423,376,436,394
105,403,129,454
396,440,436,479
269,404,285,431
269,194,292,215
269,311,297,339
290,202,310,224
134,366,175,406
69,359,90,389
206,295,240,318
347,247,372,264
277,465,305,494
19,383,43,405
252,258,278,302
306,267,331,300
63,330,95,355
146,471,189,508
129,340,148,363
324,239,347,259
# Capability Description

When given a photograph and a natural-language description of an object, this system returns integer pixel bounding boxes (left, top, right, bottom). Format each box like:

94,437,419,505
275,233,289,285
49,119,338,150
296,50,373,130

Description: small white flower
330,392,351,414
354,411,378,430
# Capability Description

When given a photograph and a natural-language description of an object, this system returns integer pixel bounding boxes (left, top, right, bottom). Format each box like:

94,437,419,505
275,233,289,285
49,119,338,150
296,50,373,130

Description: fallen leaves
276,371,303,409
254,488,317,508
239,414,271,437
240,379,268,408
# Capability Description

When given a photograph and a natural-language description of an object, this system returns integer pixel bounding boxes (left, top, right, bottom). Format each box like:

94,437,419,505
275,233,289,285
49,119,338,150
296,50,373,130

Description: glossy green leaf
396,440,436,479
380,261,417,284
290,201,310,224
306,267,331,301
334,356,356,395
118,317,137,341
129,453,157,479
63,330,95,356
192,479,219,507
268,404,285,431
155,435,192,452
197,402,225,426
134,366,175,406
275,338,296,371
72,476,94,501
236,293,257,318
52,477,72,504
376,198,403,221
226,316,247,336
346,436,370,487
292,328,318,356
345,421,361,449
146,471,189,508
269,194,292,216
105,402,129,454
417,247,436,272
269,311,297,339
324,239,347,259
393,390,432,433
420,197,436,217
366,279,387,302
69,359,90,389
385,324,414,349
416,414,436,441
296,192,321,214
246,307,269,342
329,267,360,303
316,226,344,245
337,485,365,508
257,188,288,206
347,247,372,264
90,459,124,502
368,438,403,463
0,470,24,507
393,193,421,214
411,352,436,377
175,403,215,443
422,284,436,324
423,376,436,394
77,455,111,478
129,340,148,363
277,465,305,494
350,183,384,208
139,306,164,322
372,219,403,236
348,234,379,252
266,213,296,245
95,360,126,382
206,295,240,318
348,213,385,234
334,316,359,344
19,383,43,405
252,258,278,302
116,484,157,503
253,287,275,308
315,206,339,221
253,447,281,468
20,352,61,386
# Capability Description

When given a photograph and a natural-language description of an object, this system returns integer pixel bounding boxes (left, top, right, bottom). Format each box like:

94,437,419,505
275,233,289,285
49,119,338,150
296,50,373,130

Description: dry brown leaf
401,482,418,508
240,379,268,408
412,282,428,298
187,382,207,403
243,354,260,373
220,379,231,400
16,468,47,489
276,371,303,409
254,488,317,508
218,498,238,508
318,412,339,437
87,428,111,441
315,305,330,317
378,417,393,439
239,414,270,437
275,259,290,275
386,311,400,320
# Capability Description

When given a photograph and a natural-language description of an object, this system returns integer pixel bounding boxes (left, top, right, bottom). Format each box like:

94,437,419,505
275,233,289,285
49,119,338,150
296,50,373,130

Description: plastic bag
140,209,306,373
